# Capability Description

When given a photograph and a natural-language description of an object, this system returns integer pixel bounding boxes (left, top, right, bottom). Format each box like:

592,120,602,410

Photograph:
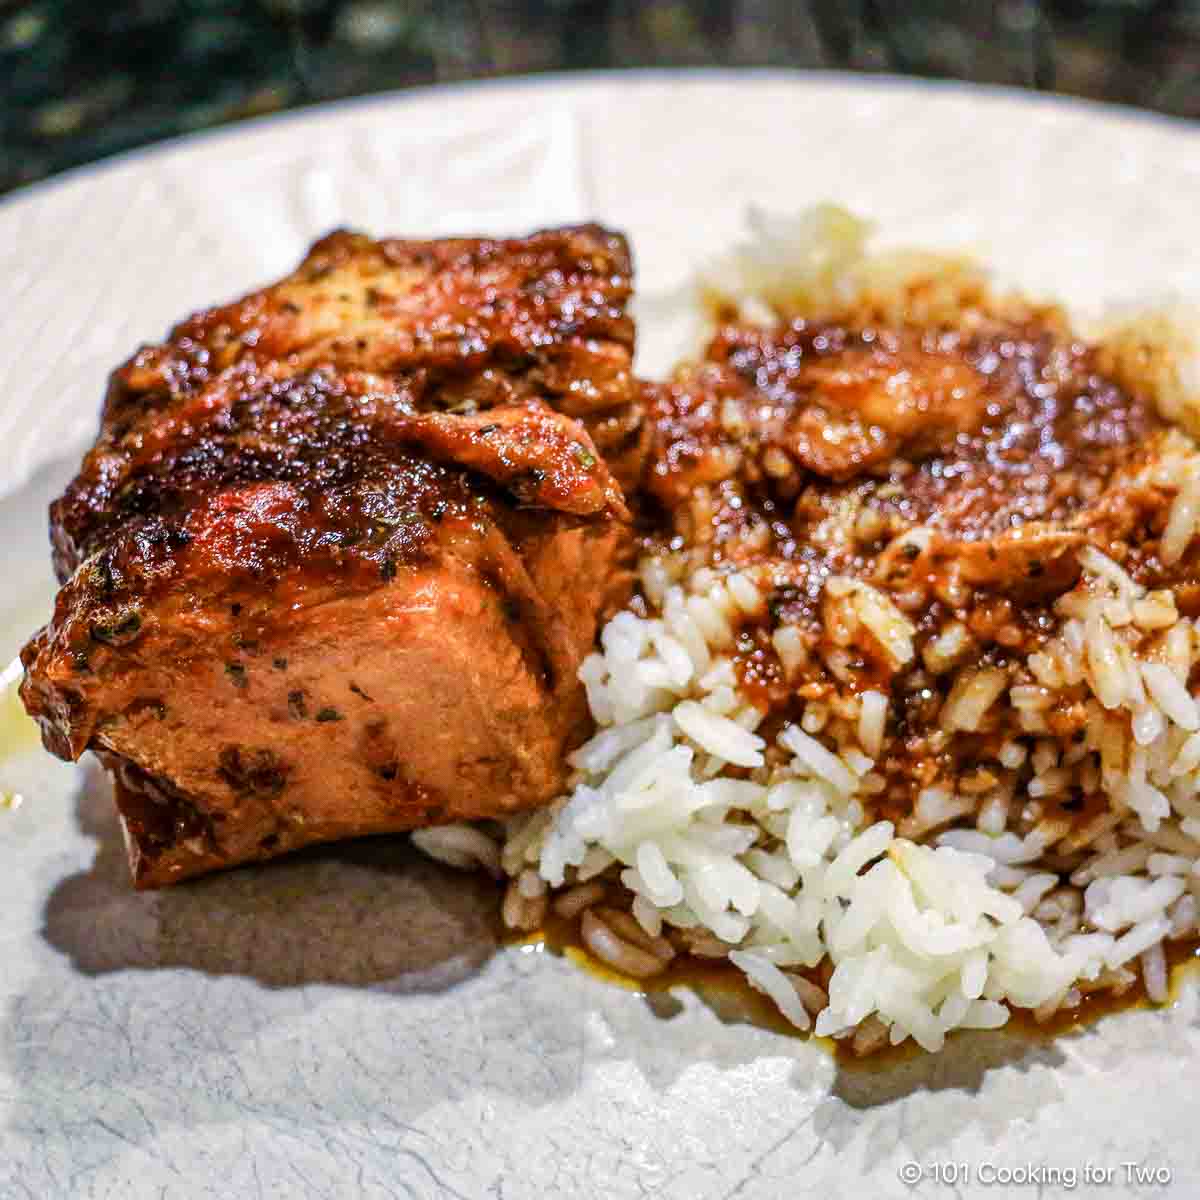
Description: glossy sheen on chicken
21,226,640,887
646,315,1166,603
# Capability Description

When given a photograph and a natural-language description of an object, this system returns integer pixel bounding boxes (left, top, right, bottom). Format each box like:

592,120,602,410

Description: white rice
411,824,502,875
480,570,1076,1046
420,526,1200,1052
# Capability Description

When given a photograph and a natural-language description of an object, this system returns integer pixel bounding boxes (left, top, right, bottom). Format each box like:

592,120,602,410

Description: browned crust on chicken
21,225,641,887
646,316,1167,595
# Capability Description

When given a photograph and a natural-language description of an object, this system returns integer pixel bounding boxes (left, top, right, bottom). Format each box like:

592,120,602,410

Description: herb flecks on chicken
21,226,641,887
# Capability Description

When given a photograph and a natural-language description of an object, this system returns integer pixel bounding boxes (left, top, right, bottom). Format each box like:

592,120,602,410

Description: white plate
2,71,1199,1199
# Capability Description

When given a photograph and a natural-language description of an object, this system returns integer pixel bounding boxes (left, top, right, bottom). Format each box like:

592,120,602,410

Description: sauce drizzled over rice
414,206,1200,1056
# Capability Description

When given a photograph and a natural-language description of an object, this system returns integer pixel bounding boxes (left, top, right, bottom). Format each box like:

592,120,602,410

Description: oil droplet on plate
1,654,40,766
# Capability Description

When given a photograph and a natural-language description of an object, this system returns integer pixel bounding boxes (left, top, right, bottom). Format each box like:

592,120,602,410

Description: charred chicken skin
21,226,641,887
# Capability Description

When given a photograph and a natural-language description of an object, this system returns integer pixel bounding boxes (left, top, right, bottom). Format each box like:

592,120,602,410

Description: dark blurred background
2,0,1197,195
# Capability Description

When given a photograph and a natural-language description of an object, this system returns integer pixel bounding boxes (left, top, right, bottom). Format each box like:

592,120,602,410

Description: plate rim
3,65,1196,221
6,63,1200,1198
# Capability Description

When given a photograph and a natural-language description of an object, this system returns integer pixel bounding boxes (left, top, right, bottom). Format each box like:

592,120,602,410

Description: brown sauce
646,318,1162,571
507,909,1200,1070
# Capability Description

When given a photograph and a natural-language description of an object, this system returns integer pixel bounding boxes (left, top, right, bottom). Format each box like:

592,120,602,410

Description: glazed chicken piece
646,316,1167,600
21,226,641,887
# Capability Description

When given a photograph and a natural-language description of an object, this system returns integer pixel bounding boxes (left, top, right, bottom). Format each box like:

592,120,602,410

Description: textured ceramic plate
3,72,1200,1200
